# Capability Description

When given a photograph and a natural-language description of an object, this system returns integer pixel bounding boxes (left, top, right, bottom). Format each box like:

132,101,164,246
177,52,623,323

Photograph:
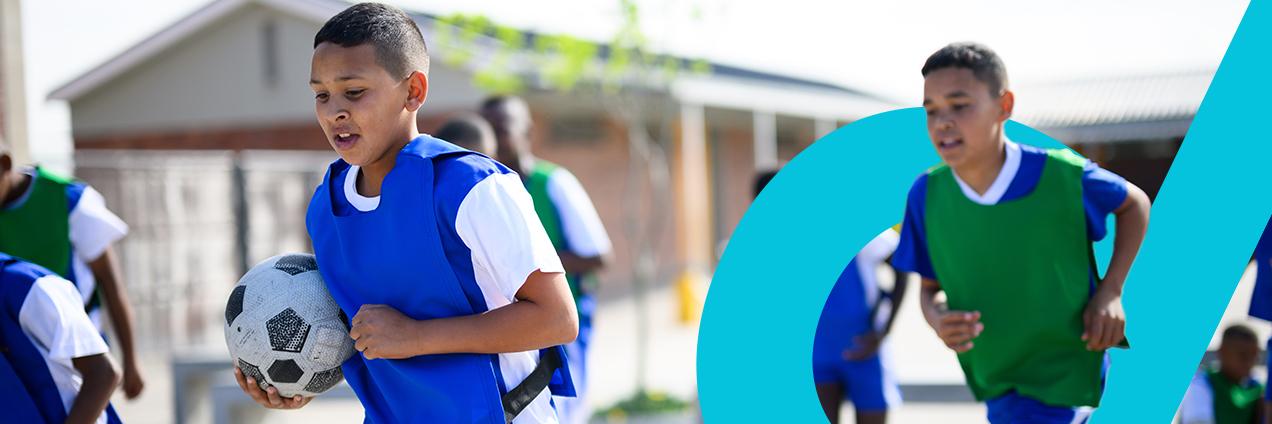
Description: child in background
435,113,497,157
1178,324,1264,424
0,137,145,399
1,252,122,423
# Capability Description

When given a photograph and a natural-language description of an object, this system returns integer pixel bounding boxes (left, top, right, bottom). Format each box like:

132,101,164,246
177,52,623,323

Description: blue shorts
811,354,898,412
986,392,1093,424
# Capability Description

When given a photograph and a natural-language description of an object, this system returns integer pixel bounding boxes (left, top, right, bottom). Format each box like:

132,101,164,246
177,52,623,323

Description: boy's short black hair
314,2,429,78
753,169,779,199
1222,324,1259,345
921,42,1008,96
435,114,494,151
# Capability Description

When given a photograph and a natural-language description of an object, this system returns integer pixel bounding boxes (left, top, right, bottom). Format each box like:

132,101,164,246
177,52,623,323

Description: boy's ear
998,89,1015,122
405,71,429,112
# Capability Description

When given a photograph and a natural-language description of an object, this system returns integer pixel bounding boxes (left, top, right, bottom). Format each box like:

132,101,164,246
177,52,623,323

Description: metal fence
75,149,335,353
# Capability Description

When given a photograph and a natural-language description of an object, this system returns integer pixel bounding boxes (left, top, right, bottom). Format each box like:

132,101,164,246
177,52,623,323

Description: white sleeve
456,173,565,305
1177,371,1215,424
69,186,129,262
857,228,900,265
544,168,612,257
18,276,109,361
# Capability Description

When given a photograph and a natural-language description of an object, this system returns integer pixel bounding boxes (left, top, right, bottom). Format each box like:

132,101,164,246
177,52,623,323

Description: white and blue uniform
892,140,1127,422
306,135,574,423
812,229,901,412
535,166,612,424
0,253,120,424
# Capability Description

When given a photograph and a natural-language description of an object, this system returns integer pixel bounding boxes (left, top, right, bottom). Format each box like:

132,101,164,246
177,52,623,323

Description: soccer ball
224,253,355,397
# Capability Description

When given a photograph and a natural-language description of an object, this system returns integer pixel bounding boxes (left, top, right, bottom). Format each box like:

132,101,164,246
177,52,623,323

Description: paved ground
115,262,1268,424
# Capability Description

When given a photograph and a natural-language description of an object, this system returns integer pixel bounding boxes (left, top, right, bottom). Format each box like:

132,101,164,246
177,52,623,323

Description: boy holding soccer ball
232,3,578,423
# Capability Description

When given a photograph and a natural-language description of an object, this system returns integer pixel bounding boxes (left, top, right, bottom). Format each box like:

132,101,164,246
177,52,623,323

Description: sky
16,0,1249,170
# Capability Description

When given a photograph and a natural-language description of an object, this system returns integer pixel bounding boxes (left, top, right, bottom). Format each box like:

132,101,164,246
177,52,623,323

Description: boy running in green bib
892,42,1151,423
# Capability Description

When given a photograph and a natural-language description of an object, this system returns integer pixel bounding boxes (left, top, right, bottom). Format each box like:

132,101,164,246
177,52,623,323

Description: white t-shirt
18,275,112,424
344,165,564,424
855,228,900,330
951,140,1021,205
542,167,612,258
1178,370,1215,424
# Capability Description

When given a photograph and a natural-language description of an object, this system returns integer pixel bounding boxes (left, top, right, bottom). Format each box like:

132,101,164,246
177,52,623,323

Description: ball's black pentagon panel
337,309,350,330
267,359,304,384
266,308,311,353
225,285,246,325
304,366,344,393
273,254,318,276
238,359,266,387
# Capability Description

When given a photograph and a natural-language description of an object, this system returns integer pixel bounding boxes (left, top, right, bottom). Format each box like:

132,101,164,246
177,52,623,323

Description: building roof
1013,69,1213,144
49,0,887,104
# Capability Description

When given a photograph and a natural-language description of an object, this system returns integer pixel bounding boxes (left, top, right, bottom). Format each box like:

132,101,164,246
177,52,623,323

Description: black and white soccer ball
224,253,354,397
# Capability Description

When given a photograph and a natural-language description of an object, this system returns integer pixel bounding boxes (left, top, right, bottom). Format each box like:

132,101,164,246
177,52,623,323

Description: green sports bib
1208,368,1263,424
0,167,73,276
925,149,1105,407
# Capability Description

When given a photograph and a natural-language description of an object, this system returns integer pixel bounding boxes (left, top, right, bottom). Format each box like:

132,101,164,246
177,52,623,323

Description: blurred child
1179,324,1264,424
482,95,612,424
755,169,908,424
1,252,122,423
0,137,144,399
435,113,497,156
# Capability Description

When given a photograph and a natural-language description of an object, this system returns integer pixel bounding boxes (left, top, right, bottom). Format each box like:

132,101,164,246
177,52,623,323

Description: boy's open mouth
333,132,360,150
938,138,964,151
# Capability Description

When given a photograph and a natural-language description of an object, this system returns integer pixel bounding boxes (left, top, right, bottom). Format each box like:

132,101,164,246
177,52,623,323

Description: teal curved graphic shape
698,108,1095,421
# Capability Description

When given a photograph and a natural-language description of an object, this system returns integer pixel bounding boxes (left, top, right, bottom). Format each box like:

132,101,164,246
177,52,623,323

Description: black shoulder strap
502,347,565,423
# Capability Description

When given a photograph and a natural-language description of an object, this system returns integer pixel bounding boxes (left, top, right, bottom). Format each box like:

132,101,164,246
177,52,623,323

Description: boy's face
310,43,426,166
1218,337,1259,381
922,67,1013,169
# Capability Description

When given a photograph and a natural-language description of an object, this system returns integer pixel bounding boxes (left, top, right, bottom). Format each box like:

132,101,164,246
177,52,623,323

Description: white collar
1,167,37,211
343,165,380,212
951,140,1020,205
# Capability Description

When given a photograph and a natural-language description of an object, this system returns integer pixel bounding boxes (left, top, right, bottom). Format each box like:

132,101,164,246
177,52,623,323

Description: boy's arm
881,256,909,336
547,169,612,277
67,185,143,396
919,276,981,353
350,170,578,359
350,269,578,359
88,246,144,399
1083,181,1149,351
844,254,909,361
558,252,607,276
67,353,120,424
18,275,115,421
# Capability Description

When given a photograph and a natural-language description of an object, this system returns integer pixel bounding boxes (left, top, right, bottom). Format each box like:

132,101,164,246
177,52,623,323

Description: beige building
1,0,27,163
50,0,898,350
